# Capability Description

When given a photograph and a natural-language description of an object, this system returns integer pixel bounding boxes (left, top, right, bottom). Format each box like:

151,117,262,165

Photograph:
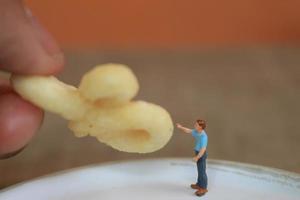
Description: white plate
0,159,299,200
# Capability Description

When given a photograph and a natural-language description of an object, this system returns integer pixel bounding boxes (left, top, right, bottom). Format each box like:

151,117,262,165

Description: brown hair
196,119,206,129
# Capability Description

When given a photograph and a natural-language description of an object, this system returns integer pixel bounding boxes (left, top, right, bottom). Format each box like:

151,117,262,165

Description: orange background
26,0,300,49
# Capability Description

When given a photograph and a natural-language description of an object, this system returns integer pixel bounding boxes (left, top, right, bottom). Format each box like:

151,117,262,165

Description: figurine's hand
176,123,182,129
193,156,200,162
11,64,173,153
0,0,64,159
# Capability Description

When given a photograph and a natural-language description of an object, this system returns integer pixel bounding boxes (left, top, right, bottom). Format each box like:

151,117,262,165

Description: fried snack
11,64,173,153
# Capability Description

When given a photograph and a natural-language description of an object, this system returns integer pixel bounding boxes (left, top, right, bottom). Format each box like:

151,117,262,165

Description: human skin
0,0,64,158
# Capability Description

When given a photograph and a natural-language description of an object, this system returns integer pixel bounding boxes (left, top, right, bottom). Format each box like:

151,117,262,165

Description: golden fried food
11,64,173,153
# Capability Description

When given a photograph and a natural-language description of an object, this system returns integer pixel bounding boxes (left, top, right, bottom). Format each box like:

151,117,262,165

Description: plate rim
1,158,299,194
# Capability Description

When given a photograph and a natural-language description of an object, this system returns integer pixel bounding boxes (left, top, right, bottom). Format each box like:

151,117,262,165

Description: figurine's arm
176,123,192,134
196,147,206,159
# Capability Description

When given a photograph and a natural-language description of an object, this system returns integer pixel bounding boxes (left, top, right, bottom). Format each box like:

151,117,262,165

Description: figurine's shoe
195,188,208,196
190,184,202,190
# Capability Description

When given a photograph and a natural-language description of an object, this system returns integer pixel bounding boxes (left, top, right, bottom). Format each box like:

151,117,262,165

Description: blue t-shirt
192,129,208,151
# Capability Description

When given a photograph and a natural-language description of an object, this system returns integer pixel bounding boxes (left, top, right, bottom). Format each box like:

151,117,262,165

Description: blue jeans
195,150,208,189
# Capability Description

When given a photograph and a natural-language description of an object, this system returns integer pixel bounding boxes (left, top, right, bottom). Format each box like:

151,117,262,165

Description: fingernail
0,145,27,159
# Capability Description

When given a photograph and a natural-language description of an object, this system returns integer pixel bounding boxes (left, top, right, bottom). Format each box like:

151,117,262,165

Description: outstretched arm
176,123,192,134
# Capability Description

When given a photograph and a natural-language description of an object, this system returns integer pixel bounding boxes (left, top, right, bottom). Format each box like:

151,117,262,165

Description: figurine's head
194,119,206,131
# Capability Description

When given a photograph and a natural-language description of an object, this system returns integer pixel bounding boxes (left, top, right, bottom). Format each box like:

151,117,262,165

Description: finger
0,78,12,93
0,0,64,75
0,89,43,158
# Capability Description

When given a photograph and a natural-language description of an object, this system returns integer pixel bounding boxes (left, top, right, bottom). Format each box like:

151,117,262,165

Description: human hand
0,0,64,159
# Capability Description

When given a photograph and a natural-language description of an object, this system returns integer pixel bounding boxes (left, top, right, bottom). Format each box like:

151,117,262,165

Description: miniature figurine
176,119,208,196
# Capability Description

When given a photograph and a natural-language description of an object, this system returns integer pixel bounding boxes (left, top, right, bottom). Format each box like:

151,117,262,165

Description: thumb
0,0,64,158
0,0,64,75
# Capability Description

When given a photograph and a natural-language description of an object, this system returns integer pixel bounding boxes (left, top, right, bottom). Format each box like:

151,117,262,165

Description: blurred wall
26,0,300,49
